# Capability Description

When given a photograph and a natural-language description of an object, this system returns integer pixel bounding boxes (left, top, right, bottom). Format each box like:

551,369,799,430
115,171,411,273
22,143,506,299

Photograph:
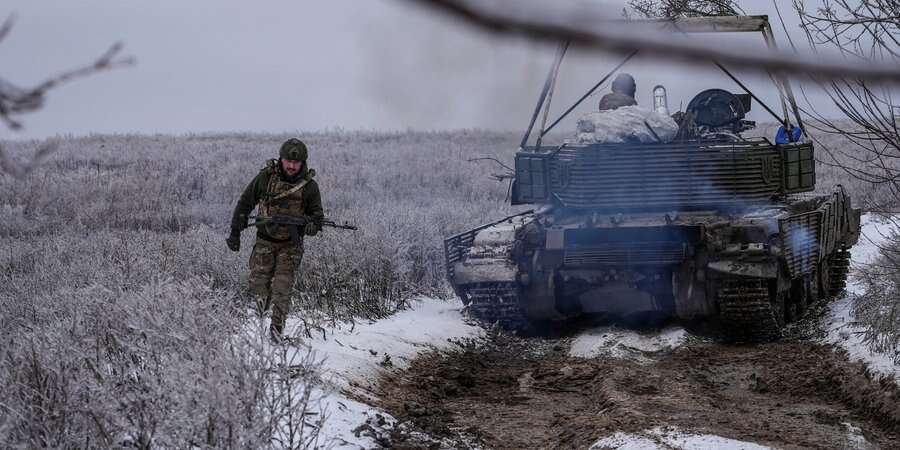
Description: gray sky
2,0,835,139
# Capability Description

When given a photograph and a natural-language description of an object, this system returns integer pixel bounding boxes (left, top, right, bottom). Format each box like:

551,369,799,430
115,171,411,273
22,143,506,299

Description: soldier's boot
269,322,284,344
270,295,289,344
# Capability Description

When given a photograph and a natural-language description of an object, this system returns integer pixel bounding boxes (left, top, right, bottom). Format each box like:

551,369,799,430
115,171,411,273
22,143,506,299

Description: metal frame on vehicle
520,15,804,151
512,138,816,209
443,210,534,282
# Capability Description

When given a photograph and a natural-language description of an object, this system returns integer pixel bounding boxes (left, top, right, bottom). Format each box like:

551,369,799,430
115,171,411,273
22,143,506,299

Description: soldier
227,138,324,343
598,73,638,111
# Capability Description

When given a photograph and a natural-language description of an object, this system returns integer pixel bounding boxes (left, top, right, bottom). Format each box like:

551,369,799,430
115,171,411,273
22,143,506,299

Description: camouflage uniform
228,139,324,341
598,73,638,111
598,92,638,111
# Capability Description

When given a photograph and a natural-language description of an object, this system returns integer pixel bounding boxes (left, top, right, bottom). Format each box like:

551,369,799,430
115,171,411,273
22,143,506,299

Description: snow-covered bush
0,275,326,449
853,222,900,364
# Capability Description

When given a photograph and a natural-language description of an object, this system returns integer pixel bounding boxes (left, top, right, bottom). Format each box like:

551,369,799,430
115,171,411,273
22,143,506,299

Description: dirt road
373,319,900,449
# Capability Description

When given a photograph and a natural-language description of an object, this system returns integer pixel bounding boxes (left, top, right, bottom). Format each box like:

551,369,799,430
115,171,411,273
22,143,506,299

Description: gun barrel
321,220,358,231
246,215,357,231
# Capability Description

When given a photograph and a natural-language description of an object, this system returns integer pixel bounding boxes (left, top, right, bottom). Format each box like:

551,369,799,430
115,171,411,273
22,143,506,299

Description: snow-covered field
296,214,900,449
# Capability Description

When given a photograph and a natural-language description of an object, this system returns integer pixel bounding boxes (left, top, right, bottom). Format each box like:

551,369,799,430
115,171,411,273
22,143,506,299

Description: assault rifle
244,214,357,246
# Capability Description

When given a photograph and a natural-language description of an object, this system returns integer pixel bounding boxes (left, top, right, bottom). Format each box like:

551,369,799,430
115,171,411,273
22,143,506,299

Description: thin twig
0,13,133,178
404,0,900,82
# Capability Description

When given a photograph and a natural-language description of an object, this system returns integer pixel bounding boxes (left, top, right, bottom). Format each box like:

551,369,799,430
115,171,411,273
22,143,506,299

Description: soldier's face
282,159,303,176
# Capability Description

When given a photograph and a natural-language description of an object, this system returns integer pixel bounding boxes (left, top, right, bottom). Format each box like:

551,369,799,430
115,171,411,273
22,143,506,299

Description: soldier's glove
304,222,319,237
226,231,241,252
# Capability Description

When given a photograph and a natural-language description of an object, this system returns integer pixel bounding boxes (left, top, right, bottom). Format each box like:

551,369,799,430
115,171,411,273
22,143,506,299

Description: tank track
717,279,782,343
464,282,533,333
828,248,851,297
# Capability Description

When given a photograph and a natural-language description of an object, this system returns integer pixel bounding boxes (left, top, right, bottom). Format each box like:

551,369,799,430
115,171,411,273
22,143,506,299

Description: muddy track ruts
375,332,900,449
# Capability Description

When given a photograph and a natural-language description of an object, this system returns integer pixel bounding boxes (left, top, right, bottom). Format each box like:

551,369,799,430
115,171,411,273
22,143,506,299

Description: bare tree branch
0,13,13,43
791,0,900,208
0,41,134,130
403,0,900,83
628,0,745,18
0,14,133,178
789,2,900,352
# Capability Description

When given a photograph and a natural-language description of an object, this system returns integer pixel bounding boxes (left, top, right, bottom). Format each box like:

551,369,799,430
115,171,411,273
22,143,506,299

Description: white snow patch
847,214,894,270
822,214,900,382
293,297,483,389
315,394,393,449
570,325,687,363
590,426,772,449
591,432,660,450
280,297,483,449
842,422,874,450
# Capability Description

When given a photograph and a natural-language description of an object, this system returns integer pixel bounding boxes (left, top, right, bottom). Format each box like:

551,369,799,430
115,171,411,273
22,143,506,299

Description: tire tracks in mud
374,332,900,449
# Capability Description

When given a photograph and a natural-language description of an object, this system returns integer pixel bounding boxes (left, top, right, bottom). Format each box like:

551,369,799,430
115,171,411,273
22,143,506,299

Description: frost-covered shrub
853,225,900,364
0,276,326,449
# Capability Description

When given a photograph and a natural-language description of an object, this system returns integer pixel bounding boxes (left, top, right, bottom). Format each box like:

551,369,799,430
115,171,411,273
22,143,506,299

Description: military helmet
279,138,308,161
611,73,636,97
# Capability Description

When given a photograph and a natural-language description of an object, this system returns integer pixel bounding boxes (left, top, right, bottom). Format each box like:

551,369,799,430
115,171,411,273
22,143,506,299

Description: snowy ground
589,426,773,450
277,216,898,449
590,424,872,450
569,326,688,364
282,298,484,449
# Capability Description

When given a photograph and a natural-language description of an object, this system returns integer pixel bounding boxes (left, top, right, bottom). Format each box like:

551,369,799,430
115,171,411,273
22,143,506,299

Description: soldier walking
227,138,324,343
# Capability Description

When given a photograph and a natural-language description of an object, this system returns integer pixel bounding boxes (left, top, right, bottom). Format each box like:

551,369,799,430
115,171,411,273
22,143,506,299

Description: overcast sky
2,0,836,140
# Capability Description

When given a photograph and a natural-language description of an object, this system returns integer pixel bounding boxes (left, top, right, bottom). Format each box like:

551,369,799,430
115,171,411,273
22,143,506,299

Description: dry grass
1,130,523,317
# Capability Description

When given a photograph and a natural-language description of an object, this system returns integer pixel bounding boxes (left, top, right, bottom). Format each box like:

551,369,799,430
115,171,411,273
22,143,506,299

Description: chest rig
257,160,311,241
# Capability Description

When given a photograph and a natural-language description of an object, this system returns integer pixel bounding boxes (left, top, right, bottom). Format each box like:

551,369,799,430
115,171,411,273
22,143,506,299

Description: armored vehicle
444,16,861,342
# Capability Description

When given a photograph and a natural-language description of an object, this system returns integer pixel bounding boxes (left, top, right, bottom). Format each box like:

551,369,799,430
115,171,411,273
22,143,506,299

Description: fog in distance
1,0,836,139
